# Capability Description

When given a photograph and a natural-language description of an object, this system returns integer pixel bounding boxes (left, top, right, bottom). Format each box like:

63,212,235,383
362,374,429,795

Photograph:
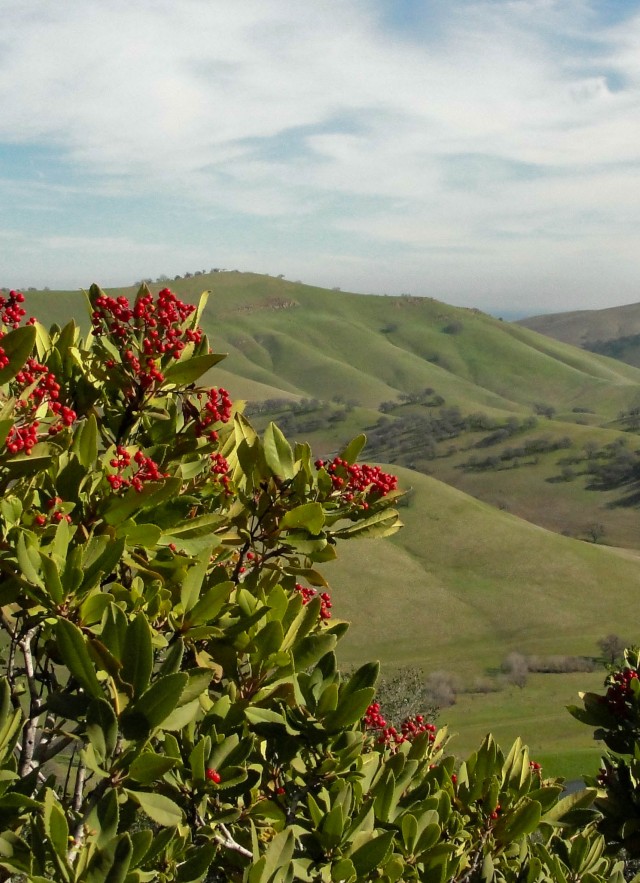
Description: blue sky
2,0,640,315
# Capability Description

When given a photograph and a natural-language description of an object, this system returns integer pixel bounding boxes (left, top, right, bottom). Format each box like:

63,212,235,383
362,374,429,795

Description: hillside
17,272,640,773
21,274,640,548
332,466,640,772
518,301,640,367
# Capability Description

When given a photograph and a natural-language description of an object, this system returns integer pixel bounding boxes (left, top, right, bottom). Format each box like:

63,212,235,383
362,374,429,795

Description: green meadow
21,272,640,775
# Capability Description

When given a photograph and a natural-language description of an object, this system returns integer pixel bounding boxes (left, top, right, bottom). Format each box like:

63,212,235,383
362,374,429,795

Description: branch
214,823,253,859
67,776,111,865
18,627,44,777
72,759,87,814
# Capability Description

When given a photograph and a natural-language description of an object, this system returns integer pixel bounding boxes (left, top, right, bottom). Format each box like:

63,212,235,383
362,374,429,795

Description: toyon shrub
0,284,628,881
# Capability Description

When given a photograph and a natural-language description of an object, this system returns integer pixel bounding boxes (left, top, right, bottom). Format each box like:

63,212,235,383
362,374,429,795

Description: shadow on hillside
606,486,640,508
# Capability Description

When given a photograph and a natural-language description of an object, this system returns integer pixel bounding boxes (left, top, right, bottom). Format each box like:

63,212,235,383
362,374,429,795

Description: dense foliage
0,286,631,881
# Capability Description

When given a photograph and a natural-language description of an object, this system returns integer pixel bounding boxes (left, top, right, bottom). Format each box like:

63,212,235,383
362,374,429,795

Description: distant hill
17,271,640,773
518,301,640,367
21,274,640,548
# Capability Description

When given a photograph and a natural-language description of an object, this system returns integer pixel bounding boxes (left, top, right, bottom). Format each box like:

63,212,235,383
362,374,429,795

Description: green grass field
19,273,640,776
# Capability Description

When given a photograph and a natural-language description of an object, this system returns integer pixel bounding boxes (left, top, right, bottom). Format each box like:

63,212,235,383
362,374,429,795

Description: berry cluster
210,452,232,495
205,768,221,784
107,447,170,492
529,760,542,779
0,290,28,329
33,497,72,527
91,288,203,394
363,702,387,729
4,358,76,455
604,667,639,718
294,583,332,621
364,703,436,749
315,457,398,505
5,423,40,456
194,387,233,441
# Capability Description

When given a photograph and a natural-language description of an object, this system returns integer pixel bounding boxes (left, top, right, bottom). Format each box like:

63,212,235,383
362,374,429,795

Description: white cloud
2,0,640,310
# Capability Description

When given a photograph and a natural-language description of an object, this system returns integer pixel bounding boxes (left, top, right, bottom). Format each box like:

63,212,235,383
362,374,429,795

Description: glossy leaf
56,619,102,698
126,791,183,827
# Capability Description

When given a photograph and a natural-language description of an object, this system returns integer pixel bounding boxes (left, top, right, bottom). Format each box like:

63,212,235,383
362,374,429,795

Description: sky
2,0,640,316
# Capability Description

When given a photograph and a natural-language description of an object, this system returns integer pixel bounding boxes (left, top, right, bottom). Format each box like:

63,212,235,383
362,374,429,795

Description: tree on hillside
502,652,529,688
598,633,627,665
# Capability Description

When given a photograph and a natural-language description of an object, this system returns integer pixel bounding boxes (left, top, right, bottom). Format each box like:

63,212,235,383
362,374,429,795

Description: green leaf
86,698,118,764
121,672,188,740
292,633,337,671
245,707,286,727
80,591,114,627
0,831,32,875
324,687,375,731
331,858,357,883
56,619,102,698
342,661,379,698
128,829,153,869
162,353,226,387
333,509,401,539
71,413,98,467
542,788,598,825
263,422,294,480
118,523,163,548
180,547,215,613
129,753,178,785
161,698,201,731
0,325,37,384
252,829,294,883
86,789,120,850
160,512,225,541
176,843,217,882
103,478,182,526
186,580,233,626
178,668,214,705
16,533,43,588
281,502,325,534
252,620,284,664
320,805,344,850
126,791,183,827
85,834,133,883
339,434,366,465
81,538,126,592
39,553,65,605
43,788,69,861
100,602,128,660
497,799,542,843
120,614,153,699
349,831,394,877
194,289,210,327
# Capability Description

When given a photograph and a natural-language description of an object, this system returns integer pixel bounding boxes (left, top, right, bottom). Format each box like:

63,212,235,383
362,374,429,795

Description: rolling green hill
518,301,640,368
332,466,640,773
25,274,640,549
16,272,640,773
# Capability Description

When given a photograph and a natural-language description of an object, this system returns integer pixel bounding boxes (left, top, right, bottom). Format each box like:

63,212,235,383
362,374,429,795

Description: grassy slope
21,274,640,772
331,466,638,773
332,467,640,669
27,275,640,418
518,301,640,344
